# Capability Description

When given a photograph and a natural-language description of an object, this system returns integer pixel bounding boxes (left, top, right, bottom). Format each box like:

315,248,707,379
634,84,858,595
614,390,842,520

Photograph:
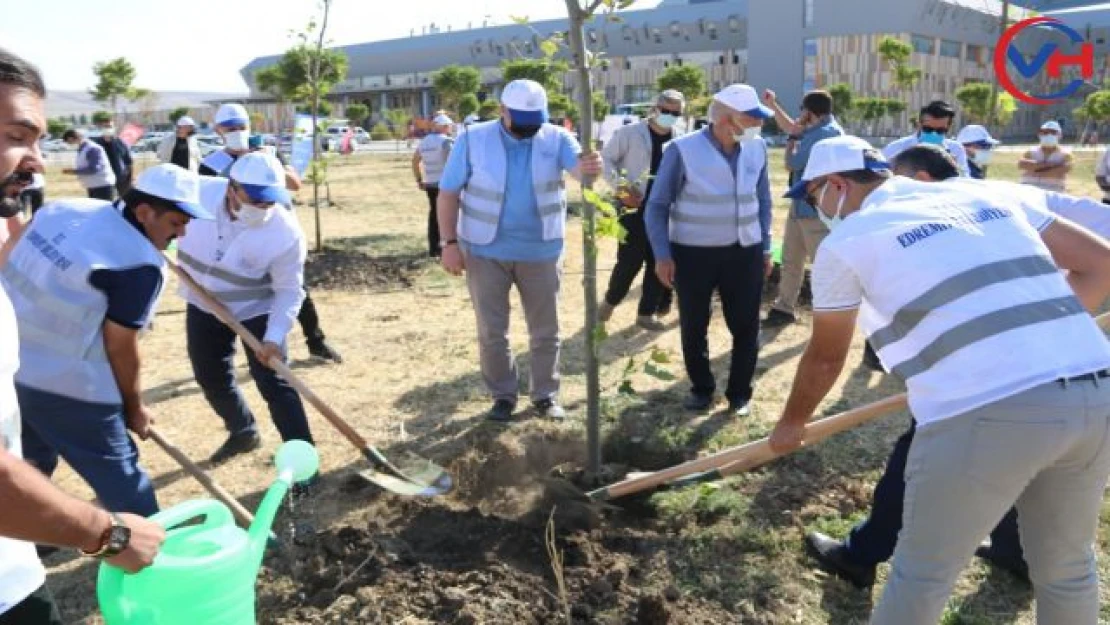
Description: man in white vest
1020,120,1073,192
599,89,683,332
178,152,314,463
0,46,166,625
436,79,602,422
645,84,775,416
772,135,1110,624
413,114,454,258
4,163,212,524
60,128,116,200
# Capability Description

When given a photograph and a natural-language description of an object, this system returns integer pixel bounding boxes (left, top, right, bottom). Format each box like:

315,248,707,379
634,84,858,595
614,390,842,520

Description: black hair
0,48,45,98
61,129,81,142
920,100,956,121
891,144,960,181
121,188,179,216
802,90,833,117
838,169,893,185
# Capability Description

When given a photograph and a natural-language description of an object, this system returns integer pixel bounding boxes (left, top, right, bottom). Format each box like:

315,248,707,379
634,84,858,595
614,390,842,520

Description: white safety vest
75,140,116,189
457,120,568,246
1020,146,1069,192
820,177,1110,425
418,133,451,185
669,131,765,247
1,200,164,404
176,177,303,321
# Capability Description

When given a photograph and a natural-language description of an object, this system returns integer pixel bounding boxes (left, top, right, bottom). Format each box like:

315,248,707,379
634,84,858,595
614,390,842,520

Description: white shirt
882,134,970,177
0,287,46,614
812,176,1110,425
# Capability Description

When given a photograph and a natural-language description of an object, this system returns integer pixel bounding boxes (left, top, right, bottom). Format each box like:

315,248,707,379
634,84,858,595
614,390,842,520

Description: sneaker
599,301,615,322
682,392,714,412
727,399,751,417
209,431,263,464
762,309,797,329
485,399,516,422
307,339,344,364
804,532,876,589
636,315,666,332
974,541,1030,584
533,398,566,420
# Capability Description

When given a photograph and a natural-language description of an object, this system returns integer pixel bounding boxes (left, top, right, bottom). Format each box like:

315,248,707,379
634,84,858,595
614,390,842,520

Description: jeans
604,212,672,316
0,585,63,625
186,305,313,443
18,384,158,516
425,185,441,258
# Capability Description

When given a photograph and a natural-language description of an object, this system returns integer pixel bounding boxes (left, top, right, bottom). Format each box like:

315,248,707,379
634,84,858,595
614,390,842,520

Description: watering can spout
248,440,319,557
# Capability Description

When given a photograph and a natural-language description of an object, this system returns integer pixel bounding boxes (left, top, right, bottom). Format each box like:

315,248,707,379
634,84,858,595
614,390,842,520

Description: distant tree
297,100,333,116
168,106,191,123
827,83,854,121
955,81,1016,127
478,99,500,120
432,65,481,115
458,94,480,119
91,110,113,125
78,113,88,125
370,121,391,140
655,64,706,101
89,58,147,123
877,37,919,129
255,65,290,133
383,108,410,148
47,118,68,137
501,57,566,92
249,111,267,131
591,91,609,122
345,102,369,127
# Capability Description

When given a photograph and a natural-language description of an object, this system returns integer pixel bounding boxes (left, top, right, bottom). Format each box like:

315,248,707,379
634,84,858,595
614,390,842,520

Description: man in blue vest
436,79,602,422
645,84,775,416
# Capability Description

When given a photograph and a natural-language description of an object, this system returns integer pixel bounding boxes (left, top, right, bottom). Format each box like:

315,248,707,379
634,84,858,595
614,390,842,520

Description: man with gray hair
599,89,684,330
646,84,774,415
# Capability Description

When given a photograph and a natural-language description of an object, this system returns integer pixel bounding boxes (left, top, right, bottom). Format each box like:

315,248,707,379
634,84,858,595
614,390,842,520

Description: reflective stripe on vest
670,132,763,247
419,133,450,183
0,265,107,361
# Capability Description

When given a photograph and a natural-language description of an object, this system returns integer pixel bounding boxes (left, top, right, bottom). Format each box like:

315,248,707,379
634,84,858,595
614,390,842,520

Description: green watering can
771,241,783,265
97,440,319,625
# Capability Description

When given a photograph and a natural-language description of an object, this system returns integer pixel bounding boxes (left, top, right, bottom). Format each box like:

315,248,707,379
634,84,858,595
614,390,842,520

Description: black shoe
683,392,714,412
727,399,751,417
804,532,876,589
974,541,1030,583
209,431,263,464
533,398,566,420
486,399,516,422
307,339,344,363
762,309,797,329
862,342,883,372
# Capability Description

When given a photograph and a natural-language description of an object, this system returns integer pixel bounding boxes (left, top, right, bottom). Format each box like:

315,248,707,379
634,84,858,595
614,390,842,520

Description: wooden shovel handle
147,426,255,526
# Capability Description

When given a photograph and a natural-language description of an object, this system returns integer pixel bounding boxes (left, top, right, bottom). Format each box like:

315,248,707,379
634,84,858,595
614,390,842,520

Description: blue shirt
644,126,773,262
440,123,580,262
788,115,843,218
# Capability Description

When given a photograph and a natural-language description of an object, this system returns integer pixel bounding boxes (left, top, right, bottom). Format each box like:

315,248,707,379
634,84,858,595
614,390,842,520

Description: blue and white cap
500,79,548,125
713,84,773,120
133,164,213,219
784,136,890,199
229,152,290,204
214,103,249,128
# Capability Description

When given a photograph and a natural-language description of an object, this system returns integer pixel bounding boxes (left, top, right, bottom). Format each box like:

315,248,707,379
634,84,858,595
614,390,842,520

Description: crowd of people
6,37,1110,623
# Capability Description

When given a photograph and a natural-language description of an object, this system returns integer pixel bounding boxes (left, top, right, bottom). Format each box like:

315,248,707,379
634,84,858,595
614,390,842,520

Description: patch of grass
939,601,996,625
807,511,867,540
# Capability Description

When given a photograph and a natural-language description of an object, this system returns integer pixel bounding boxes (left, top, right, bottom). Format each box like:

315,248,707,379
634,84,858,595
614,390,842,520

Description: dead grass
33,146,1110,624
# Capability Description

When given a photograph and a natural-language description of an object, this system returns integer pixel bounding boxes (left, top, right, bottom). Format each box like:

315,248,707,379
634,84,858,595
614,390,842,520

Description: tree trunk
310,0,332,253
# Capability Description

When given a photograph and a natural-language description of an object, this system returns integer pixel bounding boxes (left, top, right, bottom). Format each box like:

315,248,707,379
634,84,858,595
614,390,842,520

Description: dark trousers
186,305,313,443
87,186,114,201
844,418,1024,566
297,291,326,345
19,384,158,516
673,242,764,402
425,185,441,258
18,188,43,215
0,585,64,625
604,212,673,316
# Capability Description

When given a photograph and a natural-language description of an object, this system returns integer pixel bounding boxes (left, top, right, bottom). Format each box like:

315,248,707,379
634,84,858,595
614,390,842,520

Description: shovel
165,255,452,497
148,426,256,526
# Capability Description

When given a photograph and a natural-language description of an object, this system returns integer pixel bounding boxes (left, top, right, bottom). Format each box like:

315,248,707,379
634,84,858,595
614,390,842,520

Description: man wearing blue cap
772,135,1110,624
436,79,603,422
178,153,314,463
3,164,213,518
645,83,775,416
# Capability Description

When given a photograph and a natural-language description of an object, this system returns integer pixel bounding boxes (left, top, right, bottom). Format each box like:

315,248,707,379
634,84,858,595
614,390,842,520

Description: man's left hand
764,254,774,279
579,152,603,177
255,341,284,368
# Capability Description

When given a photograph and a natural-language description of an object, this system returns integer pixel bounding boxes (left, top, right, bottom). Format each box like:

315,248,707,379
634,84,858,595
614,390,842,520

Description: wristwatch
439,239,458,249
81,512,131,559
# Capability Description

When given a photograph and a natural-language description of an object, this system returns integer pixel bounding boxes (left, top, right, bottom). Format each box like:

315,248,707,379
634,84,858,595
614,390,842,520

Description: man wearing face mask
881,100,969,177
436,79,604,422
1020,120,1073,192
178,153,314,463
598,89,684,331
413,114,455,258
955,124,999,180
201,103,342,364
92,118,134,197
772,135,1110,625
645,84,774,416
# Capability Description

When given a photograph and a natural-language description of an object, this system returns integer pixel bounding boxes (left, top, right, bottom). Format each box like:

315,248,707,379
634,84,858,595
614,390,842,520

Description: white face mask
224,130,251,151
237,203,273,227
816,181,846,231
1040,134,1060,147
971,150,993,167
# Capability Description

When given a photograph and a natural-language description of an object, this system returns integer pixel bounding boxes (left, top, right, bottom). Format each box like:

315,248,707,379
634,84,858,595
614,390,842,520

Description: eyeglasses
803,179,827,207
658,108,682,116
920,125,948,134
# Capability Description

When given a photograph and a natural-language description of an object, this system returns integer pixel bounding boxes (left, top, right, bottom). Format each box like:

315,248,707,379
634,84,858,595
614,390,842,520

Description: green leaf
618,379,636,395
591,324,609,347
644,362,676,381
540,39,559,58
582,188,604,206
650,348,671,364
623,356,637,376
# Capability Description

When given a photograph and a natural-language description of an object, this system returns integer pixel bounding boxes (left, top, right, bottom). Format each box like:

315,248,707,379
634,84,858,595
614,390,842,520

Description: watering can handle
151,498,235,532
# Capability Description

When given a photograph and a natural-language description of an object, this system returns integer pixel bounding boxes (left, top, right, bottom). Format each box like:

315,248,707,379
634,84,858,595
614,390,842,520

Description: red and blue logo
994,16,1094,105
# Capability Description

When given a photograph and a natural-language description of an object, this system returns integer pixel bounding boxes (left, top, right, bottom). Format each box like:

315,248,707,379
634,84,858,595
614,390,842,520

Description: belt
1058,369,1110,387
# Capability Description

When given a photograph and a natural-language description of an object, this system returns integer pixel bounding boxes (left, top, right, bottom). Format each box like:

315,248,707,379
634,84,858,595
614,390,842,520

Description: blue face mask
655,113,678,129
919,130,945,146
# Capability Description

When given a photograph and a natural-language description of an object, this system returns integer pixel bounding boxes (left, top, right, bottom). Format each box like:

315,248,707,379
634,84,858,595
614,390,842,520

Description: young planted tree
826,82,855,124
168,106,191,124
955,81,1016,127
345,102,369,129
89,58,147,125
384,108,410,150
432,64,481,117
478,98,500,121
47,118,68,137
458,94,480,120
877,37,919,130
91,110,113,125
255,65,290,134
656,64,706,125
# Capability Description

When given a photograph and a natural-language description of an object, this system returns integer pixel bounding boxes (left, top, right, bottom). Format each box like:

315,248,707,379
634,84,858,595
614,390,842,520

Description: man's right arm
1039,210,1110,311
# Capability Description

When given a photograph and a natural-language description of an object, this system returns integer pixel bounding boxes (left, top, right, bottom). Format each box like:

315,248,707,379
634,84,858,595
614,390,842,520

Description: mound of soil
305,248,422,292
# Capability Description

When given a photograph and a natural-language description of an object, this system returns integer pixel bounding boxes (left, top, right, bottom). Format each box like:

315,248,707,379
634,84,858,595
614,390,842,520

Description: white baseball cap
214,103,250,128
955,124,999,147
133,164,213,219
176,116,196,128
500,79,548,125
1040,120,1062,133
229,152,290,204
433,114,453,126
713,84,773,120
784,135,890,199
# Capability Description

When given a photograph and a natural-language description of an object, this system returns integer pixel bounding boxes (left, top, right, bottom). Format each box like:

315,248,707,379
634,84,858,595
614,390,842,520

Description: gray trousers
465,254,561,404
872,376,1110,625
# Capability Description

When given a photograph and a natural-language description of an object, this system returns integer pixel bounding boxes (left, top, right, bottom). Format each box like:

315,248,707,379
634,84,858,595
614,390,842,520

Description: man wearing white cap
955,124,1000,180
771,135,1110,624
412,113,455,258
1020,120,1072,192
881,100,969,177
644,83,774,416
177,153,314,464
157,115,200,172
3,164,213,518
436,78,603,422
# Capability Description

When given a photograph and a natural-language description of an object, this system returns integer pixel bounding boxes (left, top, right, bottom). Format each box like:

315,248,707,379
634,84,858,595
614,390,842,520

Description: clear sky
0,0,631,94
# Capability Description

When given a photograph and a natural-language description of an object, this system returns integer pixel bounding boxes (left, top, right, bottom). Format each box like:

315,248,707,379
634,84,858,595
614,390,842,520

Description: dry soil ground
34,147,1110,624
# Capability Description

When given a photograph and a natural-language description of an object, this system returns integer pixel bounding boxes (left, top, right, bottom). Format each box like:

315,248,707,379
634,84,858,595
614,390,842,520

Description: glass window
939,39,961,58
912,35,935,56
804,38,818,57
803,0,814,27
966,44,983,63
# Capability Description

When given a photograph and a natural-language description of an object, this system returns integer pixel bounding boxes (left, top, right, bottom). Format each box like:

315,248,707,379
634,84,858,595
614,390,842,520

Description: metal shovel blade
358,451,453,497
